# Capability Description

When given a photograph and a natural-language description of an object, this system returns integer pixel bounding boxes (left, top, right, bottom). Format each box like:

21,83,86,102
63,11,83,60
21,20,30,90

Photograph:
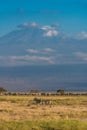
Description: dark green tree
57,89,65,95
0,87,7,93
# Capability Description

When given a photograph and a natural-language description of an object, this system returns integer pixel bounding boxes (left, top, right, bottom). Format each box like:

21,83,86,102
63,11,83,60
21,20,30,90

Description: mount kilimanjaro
0,22,87,66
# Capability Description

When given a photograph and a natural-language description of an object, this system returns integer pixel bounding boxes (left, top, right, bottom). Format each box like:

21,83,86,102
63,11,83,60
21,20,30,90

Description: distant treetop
0,87,7,92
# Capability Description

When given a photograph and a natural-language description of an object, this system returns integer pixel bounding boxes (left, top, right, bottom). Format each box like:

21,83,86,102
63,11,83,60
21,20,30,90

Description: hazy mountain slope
0,23,87,66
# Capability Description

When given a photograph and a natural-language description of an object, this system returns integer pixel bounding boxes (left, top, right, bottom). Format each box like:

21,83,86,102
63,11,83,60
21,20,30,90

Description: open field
0,95,87,130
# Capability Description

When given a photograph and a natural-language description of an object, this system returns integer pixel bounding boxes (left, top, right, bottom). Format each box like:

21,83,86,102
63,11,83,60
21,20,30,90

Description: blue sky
0,0,87,36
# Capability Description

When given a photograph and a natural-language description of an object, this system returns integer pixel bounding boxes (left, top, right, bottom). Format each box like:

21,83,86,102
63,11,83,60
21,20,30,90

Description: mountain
0,22,87,66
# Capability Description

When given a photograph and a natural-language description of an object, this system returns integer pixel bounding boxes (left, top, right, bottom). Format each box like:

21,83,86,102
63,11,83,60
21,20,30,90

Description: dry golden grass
0,95,87,122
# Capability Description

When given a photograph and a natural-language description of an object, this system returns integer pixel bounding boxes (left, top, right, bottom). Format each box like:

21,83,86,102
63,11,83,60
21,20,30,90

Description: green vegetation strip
0,120,87,130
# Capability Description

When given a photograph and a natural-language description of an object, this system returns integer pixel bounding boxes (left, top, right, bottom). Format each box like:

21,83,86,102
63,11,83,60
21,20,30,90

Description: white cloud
77,31,87,39
22,23,30,27
18,22,38,28
17,22,59,37
43,48,55,53
28,55,55,64
41,25,53,31
26,48,56,54
41,24,59,37
30,22,38,27
24,55,55,64
26,49,39,54
41,23,60,31
74,52,87,61
0,55,55,66
44,30,58,37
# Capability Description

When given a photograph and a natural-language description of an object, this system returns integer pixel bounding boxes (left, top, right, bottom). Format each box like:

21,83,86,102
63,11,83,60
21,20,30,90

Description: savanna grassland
0,95,87,130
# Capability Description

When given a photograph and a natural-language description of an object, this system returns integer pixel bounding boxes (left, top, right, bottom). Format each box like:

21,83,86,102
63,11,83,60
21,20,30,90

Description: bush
34,98,41,104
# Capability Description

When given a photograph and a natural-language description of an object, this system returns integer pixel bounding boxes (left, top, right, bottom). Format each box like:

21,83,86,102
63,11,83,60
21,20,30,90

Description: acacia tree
0,87,7,93
57,89,65,95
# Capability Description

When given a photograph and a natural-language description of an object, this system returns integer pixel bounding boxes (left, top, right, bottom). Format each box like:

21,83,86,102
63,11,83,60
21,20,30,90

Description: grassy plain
0,95,87,130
